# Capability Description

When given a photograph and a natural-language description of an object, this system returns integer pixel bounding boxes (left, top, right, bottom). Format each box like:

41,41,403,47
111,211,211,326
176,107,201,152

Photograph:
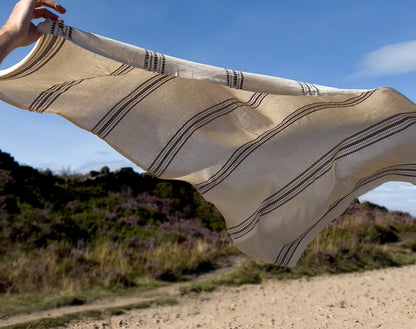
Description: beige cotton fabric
1,20,416,266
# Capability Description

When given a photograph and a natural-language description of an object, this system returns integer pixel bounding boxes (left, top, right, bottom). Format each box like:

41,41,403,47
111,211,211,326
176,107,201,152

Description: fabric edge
0,37,44,78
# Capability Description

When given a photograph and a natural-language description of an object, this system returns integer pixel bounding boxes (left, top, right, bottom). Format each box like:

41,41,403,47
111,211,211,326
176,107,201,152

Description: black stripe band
196,90,375,194
275,164,416,266
148,92,267,177
229,112,416,239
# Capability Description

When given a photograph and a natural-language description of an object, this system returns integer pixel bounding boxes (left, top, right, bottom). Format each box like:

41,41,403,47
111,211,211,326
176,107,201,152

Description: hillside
1,149,416,297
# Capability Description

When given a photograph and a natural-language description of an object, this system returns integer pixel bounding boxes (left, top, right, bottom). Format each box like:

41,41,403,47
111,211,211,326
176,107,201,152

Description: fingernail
57,5,66,13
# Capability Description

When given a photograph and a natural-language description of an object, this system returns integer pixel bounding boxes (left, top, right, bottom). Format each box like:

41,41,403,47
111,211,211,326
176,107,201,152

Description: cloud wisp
359,182,416,216
355,40,416,77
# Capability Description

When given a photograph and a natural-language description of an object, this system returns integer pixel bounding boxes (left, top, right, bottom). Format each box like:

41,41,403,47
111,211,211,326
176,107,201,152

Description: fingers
37,0,66,14
33,7,64,23
22,22,43,46
34,0,67,24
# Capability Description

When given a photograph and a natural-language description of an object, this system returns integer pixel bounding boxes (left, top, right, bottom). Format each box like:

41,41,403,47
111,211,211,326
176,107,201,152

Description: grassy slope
1,149,416,324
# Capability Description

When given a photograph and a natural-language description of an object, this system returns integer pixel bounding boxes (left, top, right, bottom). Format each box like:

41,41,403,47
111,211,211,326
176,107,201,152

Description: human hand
5,0,66,47
0,0,66,63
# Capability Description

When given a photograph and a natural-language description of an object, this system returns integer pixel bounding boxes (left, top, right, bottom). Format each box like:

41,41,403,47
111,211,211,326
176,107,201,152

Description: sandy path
64,265,416,329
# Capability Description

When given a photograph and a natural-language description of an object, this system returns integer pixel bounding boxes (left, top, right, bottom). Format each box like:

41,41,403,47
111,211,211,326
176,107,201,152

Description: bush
1,150,416,294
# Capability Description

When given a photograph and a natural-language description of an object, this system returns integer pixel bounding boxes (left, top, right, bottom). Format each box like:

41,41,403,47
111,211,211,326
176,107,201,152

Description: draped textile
1,19,416,266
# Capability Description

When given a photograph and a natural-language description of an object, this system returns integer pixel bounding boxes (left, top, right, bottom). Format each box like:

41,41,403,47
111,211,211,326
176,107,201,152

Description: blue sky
1,0,416,214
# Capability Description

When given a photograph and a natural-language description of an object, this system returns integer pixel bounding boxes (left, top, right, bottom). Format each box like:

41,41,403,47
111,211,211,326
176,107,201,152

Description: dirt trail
68,265,416,329
0,256,244,328
2,263,416,328
0,285,176,327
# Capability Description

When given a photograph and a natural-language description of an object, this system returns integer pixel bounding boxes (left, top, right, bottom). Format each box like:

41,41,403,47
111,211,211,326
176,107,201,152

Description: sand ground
60,264,416,329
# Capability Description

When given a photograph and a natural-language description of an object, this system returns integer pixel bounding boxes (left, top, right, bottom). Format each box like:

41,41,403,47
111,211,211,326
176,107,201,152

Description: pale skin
0,0,66,64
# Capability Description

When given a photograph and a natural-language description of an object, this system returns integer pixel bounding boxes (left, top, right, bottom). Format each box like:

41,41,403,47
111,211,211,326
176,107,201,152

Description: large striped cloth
1,20,416,266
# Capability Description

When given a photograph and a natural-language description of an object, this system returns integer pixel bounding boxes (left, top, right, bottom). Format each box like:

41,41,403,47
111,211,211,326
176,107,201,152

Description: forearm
0,25,18,64
0,0,66,65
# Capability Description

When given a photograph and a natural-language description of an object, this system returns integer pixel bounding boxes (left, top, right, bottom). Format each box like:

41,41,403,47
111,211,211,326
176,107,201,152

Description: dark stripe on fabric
161,54,166,75
3,35,65,80
309,83,320,96
50,21,56,34
51,22,73,40
297,81,306,95
92,75,163,135
92,75,174,138
58,22,64,33
153,54,158,72
19,36,65,78
144,50,166,75
29,79,84,112
230,114,416,239
144,50,150,70
297,81,320,96
110,64,134,76
29,64,136,113
196,90,375,194
306,82,319,96
304,82,311,95
148,92,268,177
275,164,416,266
225,70,244,89
229,112,416,239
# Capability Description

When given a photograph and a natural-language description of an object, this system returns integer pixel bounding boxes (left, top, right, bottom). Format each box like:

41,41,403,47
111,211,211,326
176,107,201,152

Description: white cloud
355,40,416,76
359,182,416,216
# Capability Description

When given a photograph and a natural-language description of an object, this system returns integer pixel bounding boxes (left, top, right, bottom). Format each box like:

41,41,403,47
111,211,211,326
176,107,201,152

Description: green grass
4,150,416,328
179,261,262,296
2,185,416,326
0,311,103,329
0,298,178,329
105,298,178,316
179,215,416,296
0,281,167,319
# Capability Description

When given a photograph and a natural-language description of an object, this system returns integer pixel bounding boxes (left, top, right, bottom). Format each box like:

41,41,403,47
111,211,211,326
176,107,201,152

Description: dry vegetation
1,149,416,322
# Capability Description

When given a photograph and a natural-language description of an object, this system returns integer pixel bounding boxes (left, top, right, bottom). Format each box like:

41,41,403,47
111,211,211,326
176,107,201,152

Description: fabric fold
1,19,415,266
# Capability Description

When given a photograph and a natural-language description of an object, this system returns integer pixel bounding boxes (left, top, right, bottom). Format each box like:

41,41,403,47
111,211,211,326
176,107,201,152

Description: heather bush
1,150,416,296
0,150,237,294
0,227,232,294
248,200,416,279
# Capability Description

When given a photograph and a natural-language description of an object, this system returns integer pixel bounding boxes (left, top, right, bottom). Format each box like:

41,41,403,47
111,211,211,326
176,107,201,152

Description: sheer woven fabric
1,19,416,266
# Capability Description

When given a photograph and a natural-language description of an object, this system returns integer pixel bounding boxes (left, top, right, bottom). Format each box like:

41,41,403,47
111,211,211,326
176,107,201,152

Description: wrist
0,24,19,49
0,25,20,64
